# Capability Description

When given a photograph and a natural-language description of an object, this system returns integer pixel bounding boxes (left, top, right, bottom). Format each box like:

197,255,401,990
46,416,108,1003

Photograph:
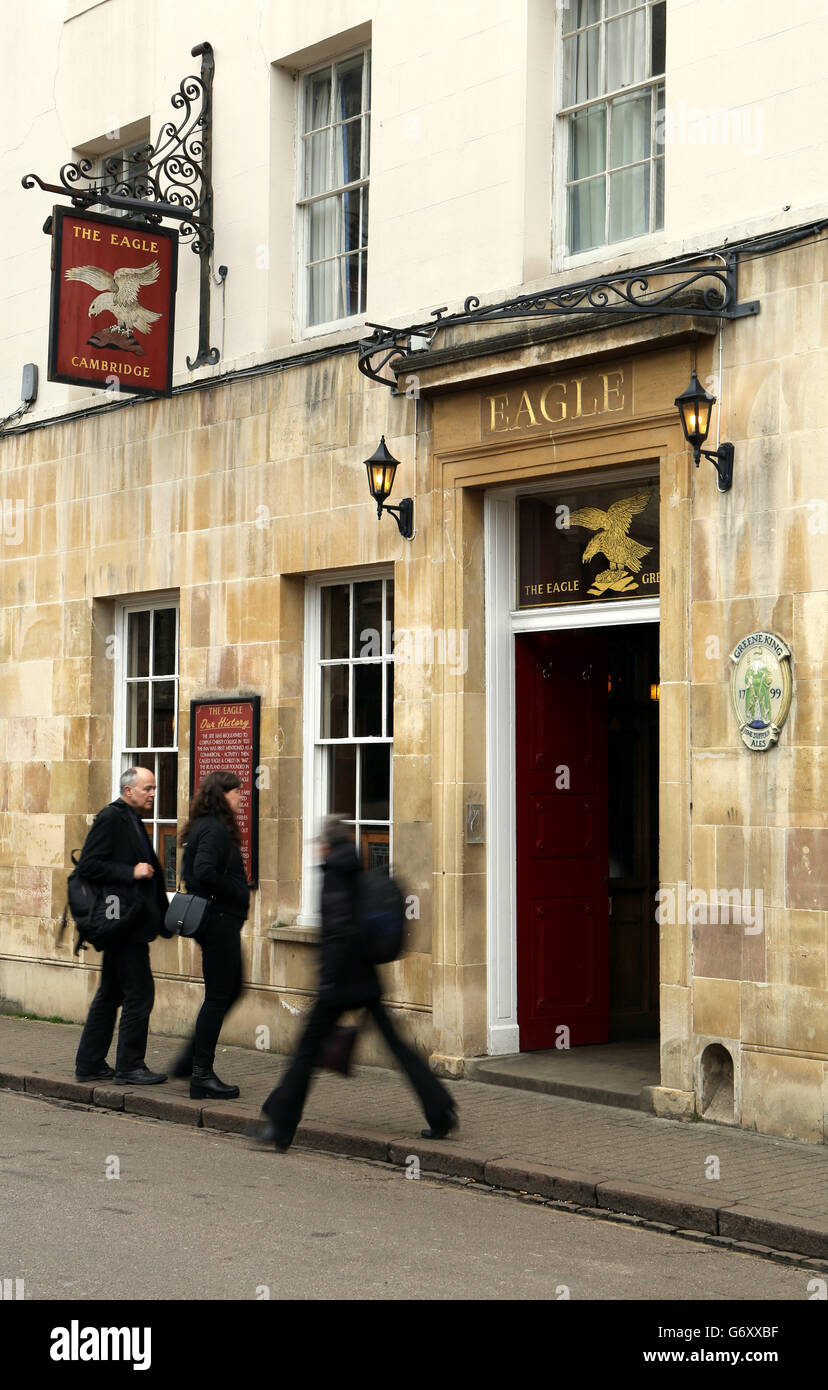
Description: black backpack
356,870,406,964
58,851,135,954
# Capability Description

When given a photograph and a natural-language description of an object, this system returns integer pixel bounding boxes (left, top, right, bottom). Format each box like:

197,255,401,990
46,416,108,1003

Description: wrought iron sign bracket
23,42,219,371
357,252,760,391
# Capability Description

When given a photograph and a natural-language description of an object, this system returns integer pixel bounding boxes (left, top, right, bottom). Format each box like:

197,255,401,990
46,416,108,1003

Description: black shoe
189,1067,240,1100
114,1065,168,1086
421,1107,459,1140
75,1064,115,1082
247,1118,290,1152
170,1047,194,1079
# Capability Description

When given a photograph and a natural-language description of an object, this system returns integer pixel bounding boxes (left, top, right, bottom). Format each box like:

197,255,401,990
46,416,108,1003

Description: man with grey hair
73,766,170,1085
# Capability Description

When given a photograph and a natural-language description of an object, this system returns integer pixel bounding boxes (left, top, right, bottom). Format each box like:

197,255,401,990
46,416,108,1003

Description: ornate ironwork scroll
23,42,219,369
358,253,759,389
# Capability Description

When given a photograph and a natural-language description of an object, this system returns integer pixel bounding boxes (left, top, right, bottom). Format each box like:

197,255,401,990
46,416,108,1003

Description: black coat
181,815,250,921
76,799,169,944
318,842,380,1007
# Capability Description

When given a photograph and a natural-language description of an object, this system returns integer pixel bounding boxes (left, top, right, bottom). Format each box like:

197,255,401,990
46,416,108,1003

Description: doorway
515,621,659,1049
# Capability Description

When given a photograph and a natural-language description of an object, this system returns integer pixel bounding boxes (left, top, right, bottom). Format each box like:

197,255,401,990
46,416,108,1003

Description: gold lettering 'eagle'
64,261,162,337
566,487,654,573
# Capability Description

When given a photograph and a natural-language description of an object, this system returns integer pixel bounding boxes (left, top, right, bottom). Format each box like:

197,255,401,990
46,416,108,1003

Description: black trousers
177,913,244,1070
262,996,453,1147
75,942,154,1074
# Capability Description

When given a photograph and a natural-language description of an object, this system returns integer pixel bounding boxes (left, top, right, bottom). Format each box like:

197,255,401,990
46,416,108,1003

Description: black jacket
77,799,169,944
181,815,250,921
318,842,380,1007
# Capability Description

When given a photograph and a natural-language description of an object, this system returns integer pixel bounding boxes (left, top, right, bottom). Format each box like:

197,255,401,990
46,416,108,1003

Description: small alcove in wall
700,1043,735,1124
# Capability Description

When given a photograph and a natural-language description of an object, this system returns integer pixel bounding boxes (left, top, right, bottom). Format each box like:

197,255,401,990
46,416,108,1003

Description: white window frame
111,594,180,888
295,45,371,338
553,0,665,267
300,567,394,926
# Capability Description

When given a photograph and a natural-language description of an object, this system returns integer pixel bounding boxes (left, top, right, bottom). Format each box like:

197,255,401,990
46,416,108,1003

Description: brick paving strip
2,1015,828,1262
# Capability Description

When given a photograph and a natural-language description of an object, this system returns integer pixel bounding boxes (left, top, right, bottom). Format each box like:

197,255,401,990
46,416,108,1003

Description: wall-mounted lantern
674,371,734,492
364,436,414,539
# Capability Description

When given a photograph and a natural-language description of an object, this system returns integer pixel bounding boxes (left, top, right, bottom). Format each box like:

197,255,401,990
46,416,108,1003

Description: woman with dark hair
171,769,251,1099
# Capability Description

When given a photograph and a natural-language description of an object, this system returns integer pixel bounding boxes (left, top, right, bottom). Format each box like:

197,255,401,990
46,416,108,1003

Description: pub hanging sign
518,475,659,608
48,206,179,398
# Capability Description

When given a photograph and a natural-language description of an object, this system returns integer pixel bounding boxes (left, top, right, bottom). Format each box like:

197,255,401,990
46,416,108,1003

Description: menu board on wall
190,697,260,886
518,474,660,609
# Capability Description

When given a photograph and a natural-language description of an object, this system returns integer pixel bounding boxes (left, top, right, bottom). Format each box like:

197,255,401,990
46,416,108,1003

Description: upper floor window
298,50,371,329
97,139,152,219
562,0,665,253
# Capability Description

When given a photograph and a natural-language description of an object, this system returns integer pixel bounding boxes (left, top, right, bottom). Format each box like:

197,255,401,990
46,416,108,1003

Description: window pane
606,11,647,91
363,114,371,177
327,745,356,818
127,611,150,676
651,1,666,76
304,69,331,131
158,824,178,891
386,663,394,737
304,130,331,197
336,55,364,120
610,90,650,168
570,105,606,180
321,664,349,738
563,29,600,105
309,197,340,261
333,119,362,188
361,743,390,821
354,664,382,736
353,580,382,655
609,162,649,241
563,0,601,34
606,0,637,13
654,154,664,229
152,680,176,746
344,251,365,317
126,682,149,747
322,584,350,659
361,186,369,246
570,176,606,252
309,258,341,326
157,751,177,820
152,608,176,675
343,186,360,252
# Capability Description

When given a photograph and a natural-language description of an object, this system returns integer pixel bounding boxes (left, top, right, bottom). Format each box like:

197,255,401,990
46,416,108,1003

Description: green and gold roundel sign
729,631,792,751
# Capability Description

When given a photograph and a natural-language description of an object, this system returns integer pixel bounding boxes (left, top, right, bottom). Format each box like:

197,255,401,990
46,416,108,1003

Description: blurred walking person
172,770,251,1099
253,816,457,1151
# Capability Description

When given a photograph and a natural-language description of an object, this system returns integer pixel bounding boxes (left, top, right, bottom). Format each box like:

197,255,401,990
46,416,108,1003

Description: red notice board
190,697,261,886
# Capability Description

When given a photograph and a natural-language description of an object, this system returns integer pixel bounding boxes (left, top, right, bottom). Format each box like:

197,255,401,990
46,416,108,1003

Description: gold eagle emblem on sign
565,487,654,595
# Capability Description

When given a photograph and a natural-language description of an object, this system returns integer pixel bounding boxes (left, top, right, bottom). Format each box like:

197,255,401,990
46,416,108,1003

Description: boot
190,1065,240,1100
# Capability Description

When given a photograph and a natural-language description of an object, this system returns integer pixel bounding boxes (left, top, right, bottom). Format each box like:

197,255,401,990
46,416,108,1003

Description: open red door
516,630,609,1048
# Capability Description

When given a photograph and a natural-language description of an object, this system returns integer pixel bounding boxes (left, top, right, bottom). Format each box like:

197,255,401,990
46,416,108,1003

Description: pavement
2,1013,828,1264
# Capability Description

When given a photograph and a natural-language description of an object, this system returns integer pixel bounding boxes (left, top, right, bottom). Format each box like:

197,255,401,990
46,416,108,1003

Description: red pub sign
190,698,261,886
48,206,178,397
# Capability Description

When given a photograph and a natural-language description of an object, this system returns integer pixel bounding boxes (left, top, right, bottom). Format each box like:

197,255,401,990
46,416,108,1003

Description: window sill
266,924,319,945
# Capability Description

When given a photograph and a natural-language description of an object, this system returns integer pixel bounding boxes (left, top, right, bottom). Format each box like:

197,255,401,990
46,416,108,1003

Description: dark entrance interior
606,623,659,1039
515,621,659,1049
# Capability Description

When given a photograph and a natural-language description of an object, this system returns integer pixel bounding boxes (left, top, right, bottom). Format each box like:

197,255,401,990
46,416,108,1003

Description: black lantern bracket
357,250,759,390
23,42,220,370
696,442,734,493
381,496,415,539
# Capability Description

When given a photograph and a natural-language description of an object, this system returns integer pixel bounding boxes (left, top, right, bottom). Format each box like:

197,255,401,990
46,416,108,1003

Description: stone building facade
0,1,826,1143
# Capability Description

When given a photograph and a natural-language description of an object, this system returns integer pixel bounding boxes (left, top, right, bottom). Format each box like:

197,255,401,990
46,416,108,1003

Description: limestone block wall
0,351,446,1066
687,236,828,1142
